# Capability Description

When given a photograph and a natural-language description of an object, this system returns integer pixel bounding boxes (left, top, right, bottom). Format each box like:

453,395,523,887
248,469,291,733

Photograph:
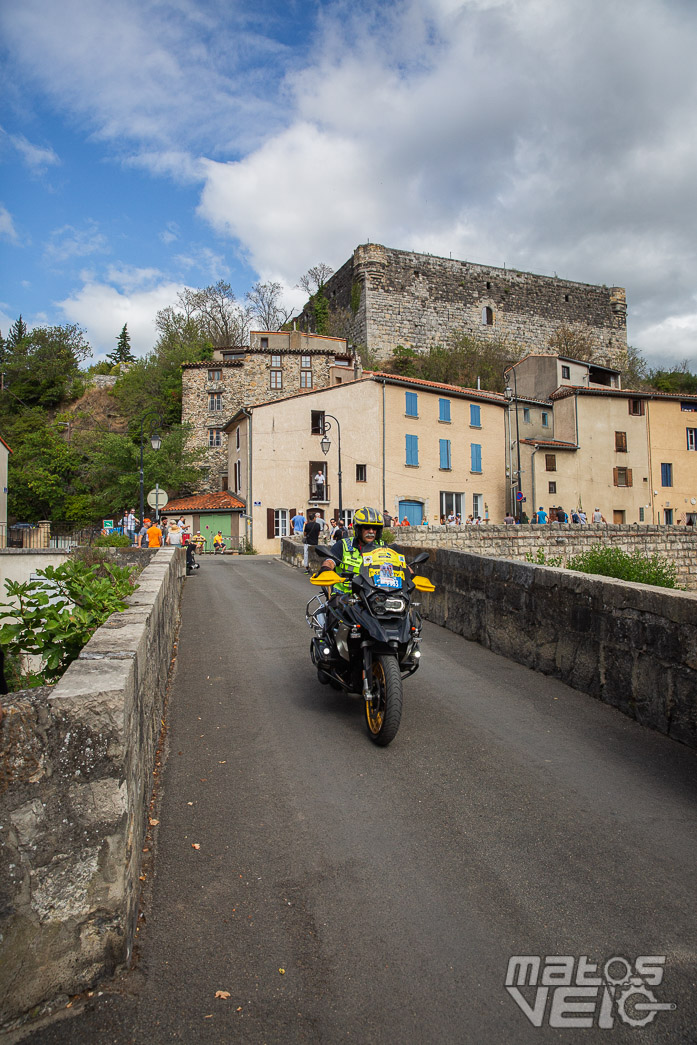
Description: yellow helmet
353,506,384,539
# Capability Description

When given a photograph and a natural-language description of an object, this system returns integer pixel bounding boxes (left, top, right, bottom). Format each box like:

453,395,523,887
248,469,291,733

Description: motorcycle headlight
371,592,406,615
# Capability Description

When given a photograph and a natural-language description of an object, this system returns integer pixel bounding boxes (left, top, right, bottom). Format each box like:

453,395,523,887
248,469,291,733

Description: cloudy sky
1,0,696,367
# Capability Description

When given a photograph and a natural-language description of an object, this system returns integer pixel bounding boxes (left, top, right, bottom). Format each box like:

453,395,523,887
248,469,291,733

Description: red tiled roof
365,371,506,403
550,386,697,401
520,438,578,448
161,491,245,513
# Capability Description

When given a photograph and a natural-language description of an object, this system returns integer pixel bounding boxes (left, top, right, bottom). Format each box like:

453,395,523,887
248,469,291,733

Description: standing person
578,509,587,524
536,506,548,525
592,507,606,523
556,506,568,523
504,512,515,524
125,509,137,543
313,469,325,500
291,510,306,537
330,518,344,541
146,519,163,547
137,517,152,547
302,512,321,574
166,522,182,546
382,510,393,528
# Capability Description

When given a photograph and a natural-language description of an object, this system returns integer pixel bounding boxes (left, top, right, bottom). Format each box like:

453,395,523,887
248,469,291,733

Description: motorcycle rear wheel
365,654,402,746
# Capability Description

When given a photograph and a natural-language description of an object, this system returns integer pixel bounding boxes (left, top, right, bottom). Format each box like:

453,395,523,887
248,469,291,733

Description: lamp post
503,365,522,520
319,414,343,520
139,409,163,529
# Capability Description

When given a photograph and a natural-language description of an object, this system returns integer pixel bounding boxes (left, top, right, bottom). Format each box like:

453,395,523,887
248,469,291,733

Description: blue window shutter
405,391,418,416
439,398,451,422
470,403,481,426
406,434,419,466
471,443,482,472
439,439,451,469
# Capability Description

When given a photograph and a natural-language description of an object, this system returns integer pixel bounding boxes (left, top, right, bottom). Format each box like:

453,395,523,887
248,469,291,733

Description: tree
298,263,334,296
6,316,28,349
647,361,697,394
0,323,91,414
246,281,293,331
621,343,651,390
176,281,251,347
547,323,596,361
107,324,136,366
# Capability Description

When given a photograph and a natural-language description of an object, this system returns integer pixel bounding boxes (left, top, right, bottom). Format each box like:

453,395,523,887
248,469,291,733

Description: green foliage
0,558,138,685
106,323,136,366
566,546,679,588
381,527,395,545
94,533,132,547
0,322,91,413
383,334,517,392
310,292,330,336
547,323,595,361
240,538,257,554
647,362,697,394
4,412,83,521
350,281,362,315
525,548,564,567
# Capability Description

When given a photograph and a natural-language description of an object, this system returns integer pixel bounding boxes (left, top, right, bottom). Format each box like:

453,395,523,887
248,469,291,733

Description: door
201,513,232,551
398,500,424,526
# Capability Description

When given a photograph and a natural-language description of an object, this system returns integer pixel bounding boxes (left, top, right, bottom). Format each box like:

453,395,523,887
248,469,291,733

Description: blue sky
2,0,697,367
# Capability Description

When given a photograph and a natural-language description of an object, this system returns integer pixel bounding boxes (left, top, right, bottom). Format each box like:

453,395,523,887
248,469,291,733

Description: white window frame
274,509,289,537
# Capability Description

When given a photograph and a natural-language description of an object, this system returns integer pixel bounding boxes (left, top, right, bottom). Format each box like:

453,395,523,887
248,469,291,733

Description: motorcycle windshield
361,547,406,591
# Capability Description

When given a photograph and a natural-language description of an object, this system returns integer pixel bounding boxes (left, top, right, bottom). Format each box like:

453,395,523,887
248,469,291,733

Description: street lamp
319,414,343,519
139,409,163,528
503,364,522,520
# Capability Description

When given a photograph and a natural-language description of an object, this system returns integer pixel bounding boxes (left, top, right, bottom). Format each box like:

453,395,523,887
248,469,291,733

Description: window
270,370,282,389
406,434,419,466
405,391,418,417
260,337,269,349
639,506,644,522
236,427,240,450
340,508,354,530
548,481,557,494
661,463,672,487
615,431,627,452
208,393,222,411
629,398,645,416
545,454,556,471
356,464,367,482
234,460,241,492
208,368,222,382
301,355,311,369
470,443,482,473
439,398,451,423
208,428,222,447
300,370,312,388
274,509,289,537
271,353,281,368
523,407,531,423
470,403,481,427
440,492,463,517
472,493,482,519
680,402,697,412
687,428,697,450
311,411,325,434
561,365,570,379
221,475,228,491
614,467,633,487
482,306,494,325
541,412,549,427
664,509,673,525
439,439,451,470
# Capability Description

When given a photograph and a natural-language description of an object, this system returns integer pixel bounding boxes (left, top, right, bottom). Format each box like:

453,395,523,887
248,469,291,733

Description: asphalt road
16,555,697,1044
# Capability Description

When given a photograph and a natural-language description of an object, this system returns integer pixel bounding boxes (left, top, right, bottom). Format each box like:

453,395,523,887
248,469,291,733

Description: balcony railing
0,522,102,550
308,483,330,503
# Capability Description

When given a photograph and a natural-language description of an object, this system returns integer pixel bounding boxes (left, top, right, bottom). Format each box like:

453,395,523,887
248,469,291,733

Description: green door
201,513,232,552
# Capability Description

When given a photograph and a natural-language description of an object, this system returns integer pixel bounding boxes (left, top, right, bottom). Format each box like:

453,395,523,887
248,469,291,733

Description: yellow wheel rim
365,660,385,734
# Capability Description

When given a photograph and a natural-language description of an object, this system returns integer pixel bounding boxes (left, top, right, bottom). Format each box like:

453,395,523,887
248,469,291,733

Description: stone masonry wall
391,524,697,590
391,543,697,749
182,350,351,493
0,547,185,1024
305,243,628,367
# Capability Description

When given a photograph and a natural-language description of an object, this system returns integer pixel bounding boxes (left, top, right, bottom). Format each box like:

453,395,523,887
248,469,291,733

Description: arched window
482,306,494,326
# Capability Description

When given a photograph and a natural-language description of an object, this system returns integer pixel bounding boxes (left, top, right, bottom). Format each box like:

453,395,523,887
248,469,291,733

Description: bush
525,548,563,568
94,533,132,547
382,528,394,545
566,546,679,589
240,538,257,554
0,559,138,686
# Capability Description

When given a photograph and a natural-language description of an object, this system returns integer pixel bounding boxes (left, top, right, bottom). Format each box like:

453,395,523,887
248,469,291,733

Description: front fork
361,641,373,701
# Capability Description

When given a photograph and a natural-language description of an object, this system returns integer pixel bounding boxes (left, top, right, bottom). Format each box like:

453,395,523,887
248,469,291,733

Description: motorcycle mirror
408,551,430,567
314,544,341,563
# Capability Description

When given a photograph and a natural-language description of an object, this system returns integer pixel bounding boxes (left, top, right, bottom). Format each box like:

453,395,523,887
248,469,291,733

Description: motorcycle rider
321,506,385,591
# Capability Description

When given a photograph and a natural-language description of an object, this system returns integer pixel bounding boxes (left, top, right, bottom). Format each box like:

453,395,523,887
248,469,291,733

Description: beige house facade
225,374,506,554
181,330,359,493
645,394,697,525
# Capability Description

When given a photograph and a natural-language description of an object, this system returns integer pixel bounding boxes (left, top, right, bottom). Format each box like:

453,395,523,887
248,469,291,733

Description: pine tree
6,315,28,349
107,324,136,366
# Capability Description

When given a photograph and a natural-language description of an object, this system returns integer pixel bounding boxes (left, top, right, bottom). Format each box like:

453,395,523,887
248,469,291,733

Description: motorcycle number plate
369,567,403,589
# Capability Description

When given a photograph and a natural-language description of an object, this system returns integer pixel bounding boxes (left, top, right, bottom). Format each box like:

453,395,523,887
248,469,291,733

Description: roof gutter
241,407,253,550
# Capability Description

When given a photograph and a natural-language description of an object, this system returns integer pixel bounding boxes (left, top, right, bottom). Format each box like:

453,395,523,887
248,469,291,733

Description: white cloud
0,204,18,243
58,278,186,359
9,131,60,171
160,221,180,245
44,222,109,265
174,247,229,283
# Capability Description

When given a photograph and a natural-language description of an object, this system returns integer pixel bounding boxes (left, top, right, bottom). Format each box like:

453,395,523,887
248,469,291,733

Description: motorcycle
306,544,435,746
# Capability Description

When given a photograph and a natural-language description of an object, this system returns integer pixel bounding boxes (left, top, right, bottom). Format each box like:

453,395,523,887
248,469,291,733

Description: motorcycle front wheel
365,654,403,746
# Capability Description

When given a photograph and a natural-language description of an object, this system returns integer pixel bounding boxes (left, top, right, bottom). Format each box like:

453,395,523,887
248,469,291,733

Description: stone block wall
302,243,628,367
0,547,185,1024
390,543,697,749
391,524,697,590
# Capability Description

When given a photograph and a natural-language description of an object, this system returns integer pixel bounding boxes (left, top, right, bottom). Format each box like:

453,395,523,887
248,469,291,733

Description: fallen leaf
191,843,201,850
187,802,194,806
218,760,226,764
204,1014,213,1018
279,968,285,975
215,991,231,999
139,874,147,881
149,818,159,826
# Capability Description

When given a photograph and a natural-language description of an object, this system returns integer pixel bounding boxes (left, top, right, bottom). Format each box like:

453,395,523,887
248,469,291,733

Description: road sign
147,488,169,509
516,492,524,501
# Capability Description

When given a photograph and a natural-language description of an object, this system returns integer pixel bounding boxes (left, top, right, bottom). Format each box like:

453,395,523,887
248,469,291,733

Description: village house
181,330,360,493
224,374,506,555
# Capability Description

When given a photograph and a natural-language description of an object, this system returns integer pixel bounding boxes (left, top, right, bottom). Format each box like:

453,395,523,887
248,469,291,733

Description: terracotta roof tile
161,491,245,513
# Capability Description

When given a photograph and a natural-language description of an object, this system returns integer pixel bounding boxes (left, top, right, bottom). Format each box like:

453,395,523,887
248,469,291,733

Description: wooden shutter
626,468,633,487
267,508,275,539
613,467,619,486
290,508,297,518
